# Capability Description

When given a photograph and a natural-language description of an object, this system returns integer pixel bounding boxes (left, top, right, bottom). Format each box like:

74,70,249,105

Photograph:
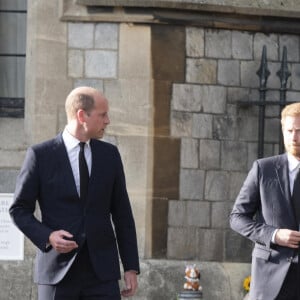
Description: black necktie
79,142,89,201
292,168,300,226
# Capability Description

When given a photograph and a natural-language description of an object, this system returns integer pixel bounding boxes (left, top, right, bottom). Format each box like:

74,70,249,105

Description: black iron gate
239,45,292,158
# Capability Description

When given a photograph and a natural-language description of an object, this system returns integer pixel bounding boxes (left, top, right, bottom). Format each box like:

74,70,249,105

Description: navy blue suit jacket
230,154,297,300
10,134,140,284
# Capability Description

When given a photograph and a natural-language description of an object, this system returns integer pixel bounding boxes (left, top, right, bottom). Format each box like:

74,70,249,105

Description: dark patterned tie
79,142,89,201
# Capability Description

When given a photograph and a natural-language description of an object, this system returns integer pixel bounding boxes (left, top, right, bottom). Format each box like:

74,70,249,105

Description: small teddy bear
183,264,202,292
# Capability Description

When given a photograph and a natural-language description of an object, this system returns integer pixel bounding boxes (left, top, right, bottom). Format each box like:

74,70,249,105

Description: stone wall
167,28,300,261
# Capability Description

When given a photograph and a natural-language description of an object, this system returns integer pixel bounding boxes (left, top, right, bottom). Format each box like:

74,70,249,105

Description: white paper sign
0,193,24,260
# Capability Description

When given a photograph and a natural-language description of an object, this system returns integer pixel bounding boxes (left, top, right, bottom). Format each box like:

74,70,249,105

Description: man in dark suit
230,102,300,300
10,86,140,300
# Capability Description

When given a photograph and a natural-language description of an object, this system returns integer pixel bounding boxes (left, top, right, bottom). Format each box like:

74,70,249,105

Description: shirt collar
62,128,90,151
287,152,300,173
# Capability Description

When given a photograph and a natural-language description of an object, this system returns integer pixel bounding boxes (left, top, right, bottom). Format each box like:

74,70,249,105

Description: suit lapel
275,153,298,225
275,153,291,201
53,134,79,198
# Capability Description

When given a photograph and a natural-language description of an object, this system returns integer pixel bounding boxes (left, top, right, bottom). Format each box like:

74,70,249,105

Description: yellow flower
243,276,251,292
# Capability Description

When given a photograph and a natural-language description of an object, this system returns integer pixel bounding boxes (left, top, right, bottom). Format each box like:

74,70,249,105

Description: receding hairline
65,86,106,119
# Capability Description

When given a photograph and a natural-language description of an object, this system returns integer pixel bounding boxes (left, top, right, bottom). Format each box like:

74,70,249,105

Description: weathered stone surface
180,169,205,200
211,201,234,228
199,139,220,169
95,23,119,49
172,84,202,112
192,113,213,139
253,33,279,61
186,27,204,58
186,58,217,84
218,60,240,86
68,49,84,78
205,171,230,201
232,31,253,60
0,257,251,300
181,138,199,169
221,141,248,171
119,24,151,79
205,30,231,58
0,169,19,193
68,22,94,49
171,111,193,137
85,50,117,78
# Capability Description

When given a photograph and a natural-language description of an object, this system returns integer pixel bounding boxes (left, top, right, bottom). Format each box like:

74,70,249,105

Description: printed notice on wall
0,193,24,260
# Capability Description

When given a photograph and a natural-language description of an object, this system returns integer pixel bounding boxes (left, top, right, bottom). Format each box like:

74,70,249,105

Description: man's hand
275,229,300,248
49,230,78,253
121,270,138,297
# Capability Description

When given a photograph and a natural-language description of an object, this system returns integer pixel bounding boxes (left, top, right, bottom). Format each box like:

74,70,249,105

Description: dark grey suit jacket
230,153,297,300
10,134,140,284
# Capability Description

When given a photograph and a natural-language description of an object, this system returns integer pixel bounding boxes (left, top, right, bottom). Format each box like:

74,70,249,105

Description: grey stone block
240,61,261,88
211,202,233,228
291,64,300,91
186,27,204,57
279,34,300,62
0,169,18,193
225,230,253,262
168,200,186,227
180,169,205,200
85,50,117,78
186,200,210,227
195,228,224,261
232,31,253,60
201,85,227,114
68,49,83,78
172,84,202,112
229,172,248,201
170,111,193,137
199,139,220,170
167,227,197,259
95,23,119,50
265,117,280,143
192,113,213,139
237,116,258,141
221,141,248,171
218,60,240,86
227,87,251,103
186,58,217,84
213,115,237,140
181,138,199,168
68,23,94,49
205,29,231,58
205,171,230,201
254,33,279,61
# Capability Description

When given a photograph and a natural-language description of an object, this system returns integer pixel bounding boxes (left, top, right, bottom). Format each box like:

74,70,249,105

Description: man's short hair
65,92,95,120
281,102,300,125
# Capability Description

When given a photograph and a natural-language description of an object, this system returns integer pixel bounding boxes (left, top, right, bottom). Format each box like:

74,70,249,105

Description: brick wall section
168,27,300,261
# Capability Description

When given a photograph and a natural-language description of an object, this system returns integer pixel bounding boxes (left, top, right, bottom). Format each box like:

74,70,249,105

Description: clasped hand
49,230,78,253
275,229,300,248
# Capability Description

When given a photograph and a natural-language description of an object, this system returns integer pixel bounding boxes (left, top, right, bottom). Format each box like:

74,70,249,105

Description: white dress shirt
62,128,92,197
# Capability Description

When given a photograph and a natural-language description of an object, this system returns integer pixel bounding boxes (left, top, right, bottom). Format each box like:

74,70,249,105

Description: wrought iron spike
276,46,291,89
256,45,270,89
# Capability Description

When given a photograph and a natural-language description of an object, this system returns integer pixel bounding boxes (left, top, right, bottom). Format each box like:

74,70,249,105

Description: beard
286,144,300,158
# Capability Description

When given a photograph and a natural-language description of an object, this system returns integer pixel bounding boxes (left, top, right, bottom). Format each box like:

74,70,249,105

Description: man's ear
77,109,86,124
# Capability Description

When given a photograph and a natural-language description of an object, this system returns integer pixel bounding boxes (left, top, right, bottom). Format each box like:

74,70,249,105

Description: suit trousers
275,263,299,300
38,243,121,300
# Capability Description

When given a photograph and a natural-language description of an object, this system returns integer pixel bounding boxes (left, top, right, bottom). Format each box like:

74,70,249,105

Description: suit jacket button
81,233,86,238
